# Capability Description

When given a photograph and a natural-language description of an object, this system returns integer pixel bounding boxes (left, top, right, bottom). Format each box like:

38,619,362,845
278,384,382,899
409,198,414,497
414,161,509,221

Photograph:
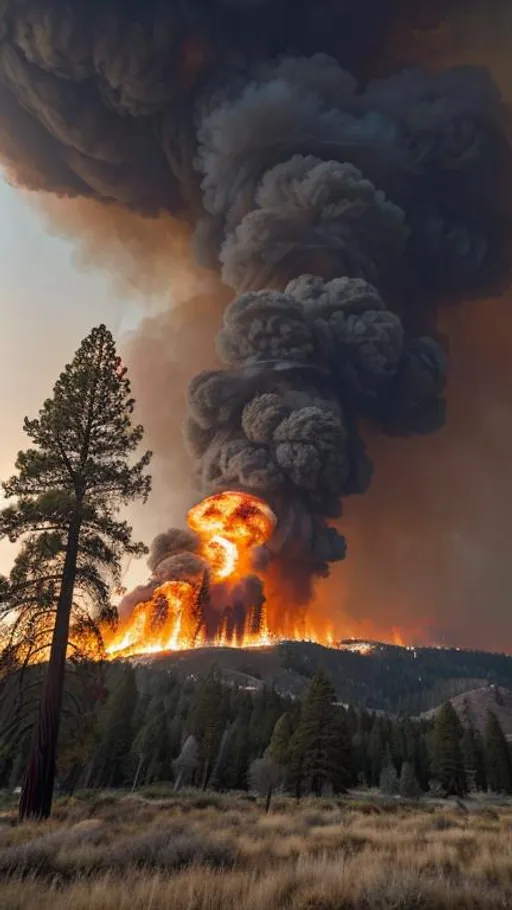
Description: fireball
187,491,276,582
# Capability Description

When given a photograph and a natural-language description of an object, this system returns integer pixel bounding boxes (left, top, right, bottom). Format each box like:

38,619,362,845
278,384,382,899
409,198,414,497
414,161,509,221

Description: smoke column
0,1,511,646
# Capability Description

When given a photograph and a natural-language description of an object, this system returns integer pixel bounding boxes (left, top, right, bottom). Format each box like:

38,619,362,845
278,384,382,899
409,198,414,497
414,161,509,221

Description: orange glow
103,491,278,658
188,490,276,582
98,490,421,660
392,628,405,647
188,490,276,550
104,579,202,659
202,534,238,580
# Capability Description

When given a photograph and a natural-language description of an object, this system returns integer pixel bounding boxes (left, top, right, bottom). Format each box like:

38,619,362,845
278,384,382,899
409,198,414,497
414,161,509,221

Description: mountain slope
132,640,512,714
423,684,512,736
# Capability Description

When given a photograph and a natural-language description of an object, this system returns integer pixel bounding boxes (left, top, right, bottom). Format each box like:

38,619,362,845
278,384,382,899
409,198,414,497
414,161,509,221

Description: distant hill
131,639,512,715
423,685,512,737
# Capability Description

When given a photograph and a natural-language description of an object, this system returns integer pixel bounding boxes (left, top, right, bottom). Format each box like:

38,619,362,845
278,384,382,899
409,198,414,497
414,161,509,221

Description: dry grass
1,791,512,909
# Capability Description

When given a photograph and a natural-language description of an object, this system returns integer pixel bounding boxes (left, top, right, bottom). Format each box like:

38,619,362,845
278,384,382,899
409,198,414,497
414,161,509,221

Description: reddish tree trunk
19,515,82,820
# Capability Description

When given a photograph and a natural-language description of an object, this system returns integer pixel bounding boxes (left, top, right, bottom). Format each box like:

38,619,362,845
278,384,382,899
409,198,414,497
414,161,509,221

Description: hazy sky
0,178,145,585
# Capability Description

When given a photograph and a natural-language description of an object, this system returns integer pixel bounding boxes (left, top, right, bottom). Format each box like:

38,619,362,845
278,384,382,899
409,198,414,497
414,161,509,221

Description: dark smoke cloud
1,0,512,645
186,274,445,582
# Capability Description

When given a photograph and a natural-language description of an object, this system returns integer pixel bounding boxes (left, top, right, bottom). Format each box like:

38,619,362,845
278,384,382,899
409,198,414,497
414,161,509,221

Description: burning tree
0,324,151,819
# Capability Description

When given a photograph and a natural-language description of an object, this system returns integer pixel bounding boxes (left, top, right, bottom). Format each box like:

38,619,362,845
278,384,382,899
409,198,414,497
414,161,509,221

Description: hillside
133,640,512,714
423,684,512,737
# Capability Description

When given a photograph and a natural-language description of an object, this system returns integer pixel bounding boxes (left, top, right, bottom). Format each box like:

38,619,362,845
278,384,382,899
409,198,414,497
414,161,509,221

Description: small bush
105,826,234,872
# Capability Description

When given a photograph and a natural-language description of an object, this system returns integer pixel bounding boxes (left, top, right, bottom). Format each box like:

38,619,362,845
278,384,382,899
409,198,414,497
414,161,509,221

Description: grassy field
1,790,512,909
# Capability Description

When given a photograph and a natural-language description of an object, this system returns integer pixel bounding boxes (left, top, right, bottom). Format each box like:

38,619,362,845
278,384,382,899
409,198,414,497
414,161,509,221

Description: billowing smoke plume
0,0,511,644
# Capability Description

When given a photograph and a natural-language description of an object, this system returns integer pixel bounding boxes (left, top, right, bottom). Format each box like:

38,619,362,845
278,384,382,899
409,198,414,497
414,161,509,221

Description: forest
2,659,511,802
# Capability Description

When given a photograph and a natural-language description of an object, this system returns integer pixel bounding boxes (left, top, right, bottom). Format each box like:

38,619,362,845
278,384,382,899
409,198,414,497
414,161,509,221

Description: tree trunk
132,755,145,791
265,785,273,814
173,770,183,792
19,514,82,820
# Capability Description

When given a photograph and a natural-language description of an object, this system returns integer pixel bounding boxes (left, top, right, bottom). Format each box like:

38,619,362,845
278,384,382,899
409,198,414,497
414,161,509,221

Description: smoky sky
1,0,512,649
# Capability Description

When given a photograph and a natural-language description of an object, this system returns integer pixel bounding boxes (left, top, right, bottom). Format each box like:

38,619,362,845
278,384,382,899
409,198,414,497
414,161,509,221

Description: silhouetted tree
0,324,151,818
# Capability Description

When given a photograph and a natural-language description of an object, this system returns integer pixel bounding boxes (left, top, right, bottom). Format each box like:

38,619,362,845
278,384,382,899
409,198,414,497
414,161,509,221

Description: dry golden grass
1,791,512,909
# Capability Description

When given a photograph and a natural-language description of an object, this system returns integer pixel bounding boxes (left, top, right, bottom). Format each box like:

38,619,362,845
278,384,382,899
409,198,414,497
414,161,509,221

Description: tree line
3,662,511,808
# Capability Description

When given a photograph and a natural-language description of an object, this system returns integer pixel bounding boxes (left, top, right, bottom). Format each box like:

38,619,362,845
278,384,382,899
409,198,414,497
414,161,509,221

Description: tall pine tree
431,702,467,797
0,325,151,818
291,668,351,797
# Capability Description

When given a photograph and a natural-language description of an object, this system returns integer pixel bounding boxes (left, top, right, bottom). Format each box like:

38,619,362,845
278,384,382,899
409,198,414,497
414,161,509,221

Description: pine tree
484,710,512,794
267,713,293,770
188,669,225,789
399,761,421,799
431,702,467,797
291,668,351,797
248,688,283,757
0,325,151,819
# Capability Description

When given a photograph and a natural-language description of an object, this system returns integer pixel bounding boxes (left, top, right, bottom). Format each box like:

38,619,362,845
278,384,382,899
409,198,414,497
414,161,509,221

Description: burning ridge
0,1,510,651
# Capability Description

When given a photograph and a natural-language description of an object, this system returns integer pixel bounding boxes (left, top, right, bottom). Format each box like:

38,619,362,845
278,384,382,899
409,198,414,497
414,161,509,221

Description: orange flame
201,534,238,580
103,491,277,658
104,579,202,659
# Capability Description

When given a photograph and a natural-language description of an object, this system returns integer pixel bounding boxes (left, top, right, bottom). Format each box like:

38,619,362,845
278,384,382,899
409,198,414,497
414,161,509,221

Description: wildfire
100,491,417,661
103,491,278,659
104,579,202,659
